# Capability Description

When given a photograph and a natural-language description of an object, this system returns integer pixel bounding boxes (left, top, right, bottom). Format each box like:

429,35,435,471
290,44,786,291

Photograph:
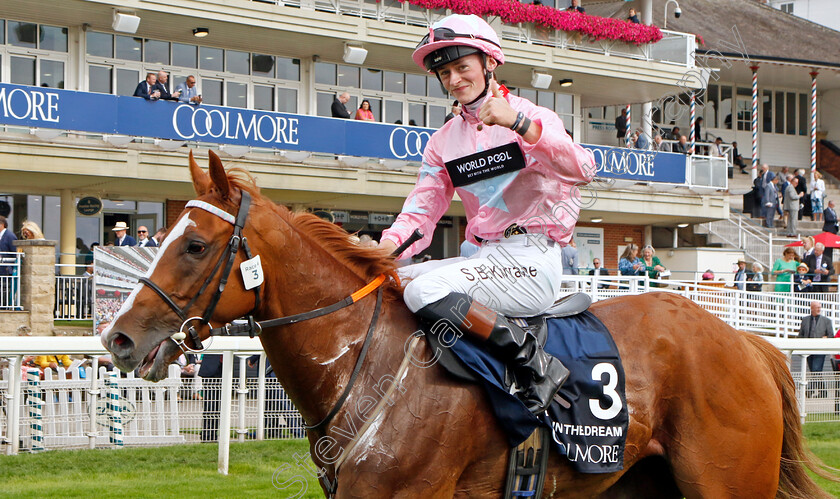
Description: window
408,102,426,126
736,99,750,131
720,86,732,129
315,62,336,85
10,56,35,85
428,76,447,99
276,57,300,81
316,91,334,117
406,74,425,96
786,92,796,135
252,54,275,77
774,91,784,134
762,90,772,133
200,47,223,71
277,88,297,113
202,78,223,106
226,81,247,108
385,100,403,124
117,69,139,96
226,50,249,75
362,69,382,91
145,39,170,65
39,26,67,52
40,60,64,88
8,21,37,48
780,3,793,14
704,84,719,129
337,65,359,88
172,43,197,68
384,71,404,93
799,93,808,136
88,65,112,94
87,31,113,57
115,36,142,61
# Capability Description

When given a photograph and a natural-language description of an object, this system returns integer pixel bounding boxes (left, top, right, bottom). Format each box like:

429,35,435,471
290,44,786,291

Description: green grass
1,426,840,498
53,320,93,328
0,439,321,498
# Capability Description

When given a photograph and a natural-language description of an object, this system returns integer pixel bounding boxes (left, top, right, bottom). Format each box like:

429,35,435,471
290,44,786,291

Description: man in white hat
734,258,748,291
113,221,136,246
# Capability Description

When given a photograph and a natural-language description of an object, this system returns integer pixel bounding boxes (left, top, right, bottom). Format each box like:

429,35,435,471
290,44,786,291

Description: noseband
138,190,261,353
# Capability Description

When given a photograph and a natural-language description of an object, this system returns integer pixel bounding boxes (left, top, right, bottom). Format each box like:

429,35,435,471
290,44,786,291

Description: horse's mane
223,168,399,283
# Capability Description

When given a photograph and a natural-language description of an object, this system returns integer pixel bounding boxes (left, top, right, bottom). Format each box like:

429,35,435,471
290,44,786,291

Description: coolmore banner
0,83,686,181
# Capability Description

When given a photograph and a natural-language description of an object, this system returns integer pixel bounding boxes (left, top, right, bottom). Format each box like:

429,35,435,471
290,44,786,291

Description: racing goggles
416,27,501,50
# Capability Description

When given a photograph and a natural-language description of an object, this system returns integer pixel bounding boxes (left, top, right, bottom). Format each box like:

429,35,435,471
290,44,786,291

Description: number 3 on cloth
240,255,265,290
590,363,622,420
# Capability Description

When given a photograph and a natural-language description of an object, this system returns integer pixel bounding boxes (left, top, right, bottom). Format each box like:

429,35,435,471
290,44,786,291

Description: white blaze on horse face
102,214,197,336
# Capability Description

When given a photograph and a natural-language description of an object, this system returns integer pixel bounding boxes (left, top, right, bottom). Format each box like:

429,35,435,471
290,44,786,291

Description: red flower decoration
398,0,663,45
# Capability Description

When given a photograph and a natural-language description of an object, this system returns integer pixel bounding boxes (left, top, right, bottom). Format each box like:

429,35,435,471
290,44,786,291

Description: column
750,65,759,180
13,239,56,336
642,102,652,146
689,93,696,154
59,189,75,276
810,71,818,183
625,104,632,147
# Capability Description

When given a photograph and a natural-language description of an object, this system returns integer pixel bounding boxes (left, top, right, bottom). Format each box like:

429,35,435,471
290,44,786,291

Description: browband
186,200,236,225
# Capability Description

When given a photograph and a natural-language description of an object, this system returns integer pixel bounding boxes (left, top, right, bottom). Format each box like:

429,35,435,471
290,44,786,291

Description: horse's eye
186,241,206,254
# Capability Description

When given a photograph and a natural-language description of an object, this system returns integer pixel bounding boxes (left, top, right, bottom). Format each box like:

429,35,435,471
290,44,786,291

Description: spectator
795,168,810,220
746,262,764,292
175,75,202,105
732,141,747,174
331,92,352,119
112,221,136,247
811,171,826,222
154,70,179,101
799,301,833,397
701,269,715,281
566,0,585,13
802,235,816,259
804,242,833,292
752,163,770,216
354,99,375,121
133,72,161,101
772,246,798,293
694,117,704,153
710,137,725,158
641,245,666,286
588,257,610,289
734,258,748,291
634,128,649,150
783,176,802,237
627,8,640,23
136,226,157,247
824,200,838,234
614,108,627,146
670,126,681,141
176,353,199,400
675,135,689,154
444,100,461,124
618,243,644,276
562,237,579,276
33,355,72,371
20,220,44,240
153,227,167,246
652,134,671,152
794,262,813,293
763,172,780,228
0,216,17,304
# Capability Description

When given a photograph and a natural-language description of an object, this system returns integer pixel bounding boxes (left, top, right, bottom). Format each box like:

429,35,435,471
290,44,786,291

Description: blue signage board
0,83,685,183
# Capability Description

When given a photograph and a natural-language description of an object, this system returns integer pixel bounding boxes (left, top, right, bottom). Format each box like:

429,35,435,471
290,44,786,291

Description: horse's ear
208,150,231,199
189,150,211,196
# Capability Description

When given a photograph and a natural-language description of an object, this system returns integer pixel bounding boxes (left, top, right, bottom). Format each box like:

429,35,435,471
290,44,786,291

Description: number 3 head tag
240,255,264,290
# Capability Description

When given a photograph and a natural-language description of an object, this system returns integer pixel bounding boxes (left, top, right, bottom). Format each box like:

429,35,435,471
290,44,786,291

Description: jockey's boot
416,292,569,414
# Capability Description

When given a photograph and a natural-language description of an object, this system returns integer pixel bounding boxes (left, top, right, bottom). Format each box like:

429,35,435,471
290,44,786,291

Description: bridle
133,188,424,498
138,190,260,353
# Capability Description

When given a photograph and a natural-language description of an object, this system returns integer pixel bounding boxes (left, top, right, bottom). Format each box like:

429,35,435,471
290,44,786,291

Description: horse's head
101,151,263,381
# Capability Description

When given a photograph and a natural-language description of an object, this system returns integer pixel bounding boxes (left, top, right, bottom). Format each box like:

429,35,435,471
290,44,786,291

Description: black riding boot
416,293,569,414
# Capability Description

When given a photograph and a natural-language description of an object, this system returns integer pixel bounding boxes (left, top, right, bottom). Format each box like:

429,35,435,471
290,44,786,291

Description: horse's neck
256,230,414,428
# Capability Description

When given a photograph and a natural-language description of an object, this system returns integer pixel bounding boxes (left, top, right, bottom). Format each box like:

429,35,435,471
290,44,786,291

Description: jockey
379,14,595,414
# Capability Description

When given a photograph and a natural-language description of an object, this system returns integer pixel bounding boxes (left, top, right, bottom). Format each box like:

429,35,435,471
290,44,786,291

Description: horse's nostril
109,332,135,356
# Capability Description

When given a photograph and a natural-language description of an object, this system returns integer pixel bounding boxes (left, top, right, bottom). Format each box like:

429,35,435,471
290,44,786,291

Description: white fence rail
0,251,21,310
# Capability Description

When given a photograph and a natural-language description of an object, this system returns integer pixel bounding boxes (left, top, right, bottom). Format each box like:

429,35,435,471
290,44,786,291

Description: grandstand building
0,0,834,271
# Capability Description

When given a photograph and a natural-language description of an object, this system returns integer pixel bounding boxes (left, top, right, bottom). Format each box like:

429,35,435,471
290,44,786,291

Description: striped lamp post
26,369,44,452
751,66,759,179
689,93,696,155
625,104,632,147
104,371,124,448
810,71,819,181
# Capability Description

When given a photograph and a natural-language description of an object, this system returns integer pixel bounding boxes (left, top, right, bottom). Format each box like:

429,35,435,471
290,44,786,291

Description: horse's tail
742,332,838,498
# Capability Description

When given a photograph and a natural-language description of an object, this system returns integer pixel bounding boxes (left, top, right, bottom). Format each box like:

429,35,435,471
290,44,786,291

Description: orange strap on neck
350,273,388,303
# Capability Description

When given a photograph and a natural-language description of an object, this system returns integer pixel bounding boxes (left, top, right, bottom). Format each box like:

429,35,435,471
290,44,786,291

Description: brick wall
818,141,840,179
577,223,645,272
165,200,187,229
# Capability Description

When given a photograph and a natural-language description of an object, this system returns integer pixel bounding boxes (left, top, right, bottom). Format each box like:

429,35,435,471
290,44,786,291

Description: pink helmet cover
412,14,505,72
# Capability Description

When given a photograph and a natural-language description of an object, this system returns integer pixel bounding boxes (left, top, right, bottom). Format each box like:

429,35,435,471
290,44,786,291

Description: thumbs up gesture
479,80,517,128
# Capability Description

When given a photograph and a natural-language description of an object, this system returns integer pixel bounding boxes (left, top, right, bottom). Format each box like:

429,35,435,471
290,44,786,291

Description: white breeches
399,234,564,317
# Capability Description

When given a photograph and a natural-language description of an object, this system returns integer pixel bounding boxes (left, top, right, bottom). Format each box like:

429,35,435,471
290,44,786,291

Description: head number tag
240,255,264,290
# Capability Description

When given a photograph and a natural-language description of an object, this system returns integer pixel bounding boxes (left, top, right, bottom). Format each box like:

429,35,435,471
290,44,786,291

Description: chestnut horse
103,151,833,498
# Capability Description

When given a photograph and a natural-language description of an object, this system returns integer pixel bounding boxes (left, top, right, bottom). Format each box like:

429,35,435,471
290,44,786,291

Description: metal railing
248,0,694,67
0,252,22,311
701,211,796,269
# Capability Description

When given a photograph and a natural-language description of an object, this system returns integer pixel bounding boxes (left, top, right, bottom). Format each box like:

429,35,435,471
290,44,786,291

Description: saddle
422,293,594,499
